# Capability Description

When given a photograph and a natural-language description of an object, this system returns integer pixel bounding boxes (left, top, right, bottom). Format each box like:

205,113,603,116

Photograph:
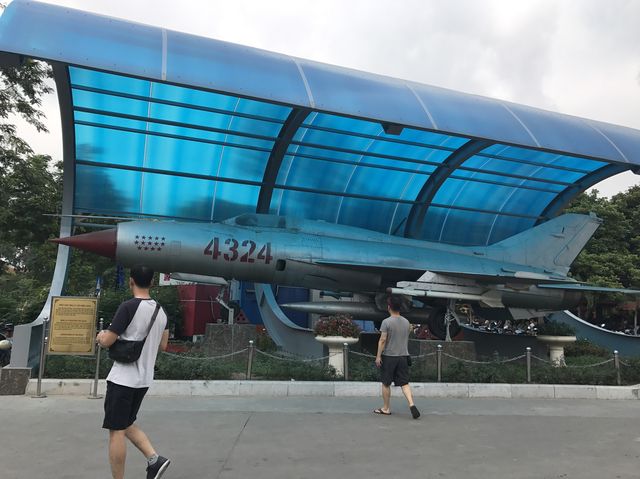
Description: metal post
436,344,443,382
88,318,104,399
31,317,49,398
614,350,621,386
246,340,254,380
526,347,532,383
343,342,349,381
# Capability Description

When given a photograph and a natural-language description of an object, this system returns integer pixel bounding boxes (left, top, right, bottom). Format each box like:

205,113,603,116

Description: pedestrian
374,294,420,419
96,265,171,479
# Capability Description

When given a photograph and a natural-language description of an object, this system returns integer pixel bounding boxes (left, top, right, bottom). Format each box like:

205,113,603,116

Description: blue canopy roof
1,0,638,245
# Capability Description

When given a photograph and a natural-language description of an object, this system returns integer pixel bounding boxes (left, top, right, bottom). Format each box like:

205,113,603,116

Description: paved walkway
3,394,640,478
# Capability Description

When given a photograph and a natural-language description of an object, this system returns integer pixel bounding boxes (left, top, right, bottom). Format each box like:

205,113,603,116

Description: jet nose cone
50,228,117,259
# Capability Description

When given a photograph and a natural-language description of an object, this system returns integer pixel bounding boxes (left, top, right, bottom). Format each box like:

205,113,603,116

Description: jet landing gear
426,300,462,341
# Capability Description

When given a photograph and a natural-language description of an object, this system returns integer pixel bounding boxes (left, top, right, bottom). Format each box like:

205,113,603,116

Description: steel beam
257,108,311,213
404,139,493,238
535,163,629,224
10,63,75,368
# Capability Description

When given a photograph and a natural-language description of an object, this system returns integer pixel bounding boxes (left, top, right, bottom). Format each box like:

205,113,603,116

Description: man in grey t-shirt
374,295,420,419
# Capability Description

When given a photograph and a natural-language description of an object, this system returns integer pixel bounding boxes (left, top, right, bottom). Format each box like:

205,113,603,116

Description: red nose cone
50,228,117,259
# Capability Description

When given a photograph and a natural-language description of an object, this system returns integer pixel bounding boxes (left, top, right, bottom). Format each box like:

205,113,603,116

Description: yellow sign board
48,296,98,355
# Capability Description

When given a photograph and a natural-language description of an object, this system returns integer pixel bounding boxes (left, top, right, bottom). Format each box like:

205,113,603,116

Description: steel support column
10,62,75,368
535,163,629,224
404,139,494,238
252,107,322,355
256,107,311,213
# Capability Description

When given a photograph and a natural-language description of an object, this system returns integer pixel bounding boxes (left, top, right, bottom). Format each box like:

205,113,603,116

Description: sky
6,0,640,197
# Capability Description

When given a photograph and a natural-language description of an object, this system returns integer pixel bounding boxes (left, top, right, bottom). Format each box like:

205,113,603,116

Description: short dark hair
130,265,154,288
387,294,405,313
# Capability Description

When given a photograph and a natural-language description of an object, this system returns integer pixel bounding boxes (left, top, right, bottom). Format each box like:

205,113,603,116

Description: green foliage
0,57,59,324
255,327,277,352
564,339,610,358
252,353,336,381
0,57,53,155
93,276,182,333
537,320,576,336
155,353,244,380
45,354,112,379
565,190,640,320
42,345,640,385
530,357,617,385
151,283,183,334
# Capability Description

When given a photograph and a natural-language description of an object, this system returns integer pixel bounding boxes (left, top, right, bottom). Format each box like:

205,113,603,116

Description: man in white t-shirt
96,265,170,479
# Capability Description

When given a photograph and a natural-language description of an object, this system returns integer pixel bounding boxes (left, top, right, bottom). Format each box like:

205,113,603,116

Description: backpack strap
144,304,161,338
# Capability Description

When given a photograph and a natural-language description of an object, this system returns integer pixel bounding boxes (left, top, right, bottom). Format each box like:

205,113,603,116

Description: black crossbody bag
108,304,161,363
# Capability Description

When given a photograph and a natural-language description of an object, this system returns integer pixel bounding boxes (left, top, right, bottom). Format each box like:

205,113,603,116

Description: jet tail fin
484,213,601,276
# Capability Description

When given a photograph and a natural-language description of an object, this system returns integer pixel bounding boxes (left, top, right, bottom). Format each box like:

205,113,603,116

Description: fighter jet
52,212,639,336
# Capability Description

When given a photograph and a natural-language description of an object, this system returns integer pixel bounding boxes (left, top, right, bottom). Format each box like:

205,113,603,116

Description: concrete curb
26,379,640,400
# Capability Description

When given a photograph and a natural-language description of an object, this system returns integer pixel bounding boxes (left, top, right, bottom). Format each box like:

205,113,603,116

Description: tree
0,57,52,152
0,54,62,323
565,189,640,323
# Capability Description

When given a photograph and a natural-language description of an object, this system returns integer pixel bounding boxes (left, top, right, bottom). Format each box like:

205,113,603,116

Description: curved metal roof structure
1,0,639,246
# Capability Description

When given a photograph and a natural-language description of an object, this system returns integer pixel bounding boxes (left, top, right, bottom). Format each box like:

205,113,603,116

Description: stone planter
315,336,359,376
537,335,576,367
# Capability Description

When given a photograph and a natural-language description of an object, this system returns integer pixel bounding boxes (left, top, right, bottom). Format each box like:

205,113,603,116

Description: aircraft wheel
426,308,461,340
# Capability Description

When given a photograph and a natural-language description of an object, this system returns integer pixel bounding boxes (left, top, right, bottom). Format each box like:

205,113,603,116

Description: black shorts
380,355,410,387
102,381,149,430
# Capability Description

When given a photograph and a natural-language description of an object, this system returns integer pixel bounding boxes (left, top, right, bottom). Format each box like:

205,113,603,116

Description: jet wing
310,259,574,285
537,284,640,295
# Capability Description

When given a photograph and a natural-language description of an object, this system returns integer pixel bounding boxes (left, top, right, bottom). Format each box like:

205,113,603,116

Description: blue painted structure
1,0,639,361
550,311,640,357
1,1,639,246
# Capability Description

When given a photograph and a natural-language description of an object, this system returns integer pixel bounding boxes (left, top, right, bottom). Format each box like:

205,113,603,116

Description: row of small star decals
134,235,166,251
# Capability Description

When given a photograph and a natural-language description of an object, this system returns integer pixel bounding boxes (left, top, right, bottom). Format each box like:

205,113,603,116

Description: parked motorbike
0,323,14,367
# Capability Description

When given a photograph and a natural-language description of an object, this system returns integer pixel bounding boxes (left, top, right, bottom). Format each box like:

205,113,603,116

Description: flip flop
410,405,421,419
373,408,391,415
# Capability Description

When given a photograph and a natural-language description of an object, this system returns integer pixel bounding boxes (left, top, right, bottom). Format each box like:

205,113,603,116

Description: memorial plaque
48,297,98,355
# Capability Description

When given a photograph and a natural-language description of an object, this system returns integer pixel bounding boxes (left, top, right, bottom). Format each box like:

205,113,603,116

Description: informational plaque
48,297,98,355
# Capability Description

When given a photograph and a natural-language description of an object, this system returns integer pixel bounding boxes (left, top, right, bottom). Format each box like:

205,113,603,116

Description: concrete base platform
0,367,30,395
25,378,640,400
4,395,640,479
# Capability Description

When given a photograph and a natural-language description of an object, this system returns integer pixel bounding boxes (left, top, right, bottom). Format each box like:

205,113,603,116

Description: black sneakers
146,456,171,479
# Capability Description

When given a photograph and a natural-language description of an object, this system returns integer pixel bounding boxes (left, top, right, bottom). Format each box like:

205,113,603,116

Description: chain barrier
531,355,551,364
495,354,527,364
413,352,438,360
255,349,330,363
149,342,628,384
349,350,375,358
564,358,614,369
160,349,248,361
349,350,437,360
442,352,526,365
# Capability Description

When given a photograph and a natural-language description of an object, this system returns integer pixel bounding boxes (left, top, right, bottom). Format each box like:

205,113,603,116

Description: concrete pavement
3,393,640,478
26,378,640,400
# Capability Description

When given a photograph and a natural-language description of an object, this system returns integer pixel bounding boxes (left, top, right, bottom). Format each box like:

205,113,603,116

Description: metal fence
44,339,630,395
158,341,627,385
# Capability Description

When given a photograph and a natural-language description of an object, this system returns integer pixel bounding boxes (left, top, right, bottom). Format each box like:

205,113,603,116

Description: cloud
4,0,639,196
